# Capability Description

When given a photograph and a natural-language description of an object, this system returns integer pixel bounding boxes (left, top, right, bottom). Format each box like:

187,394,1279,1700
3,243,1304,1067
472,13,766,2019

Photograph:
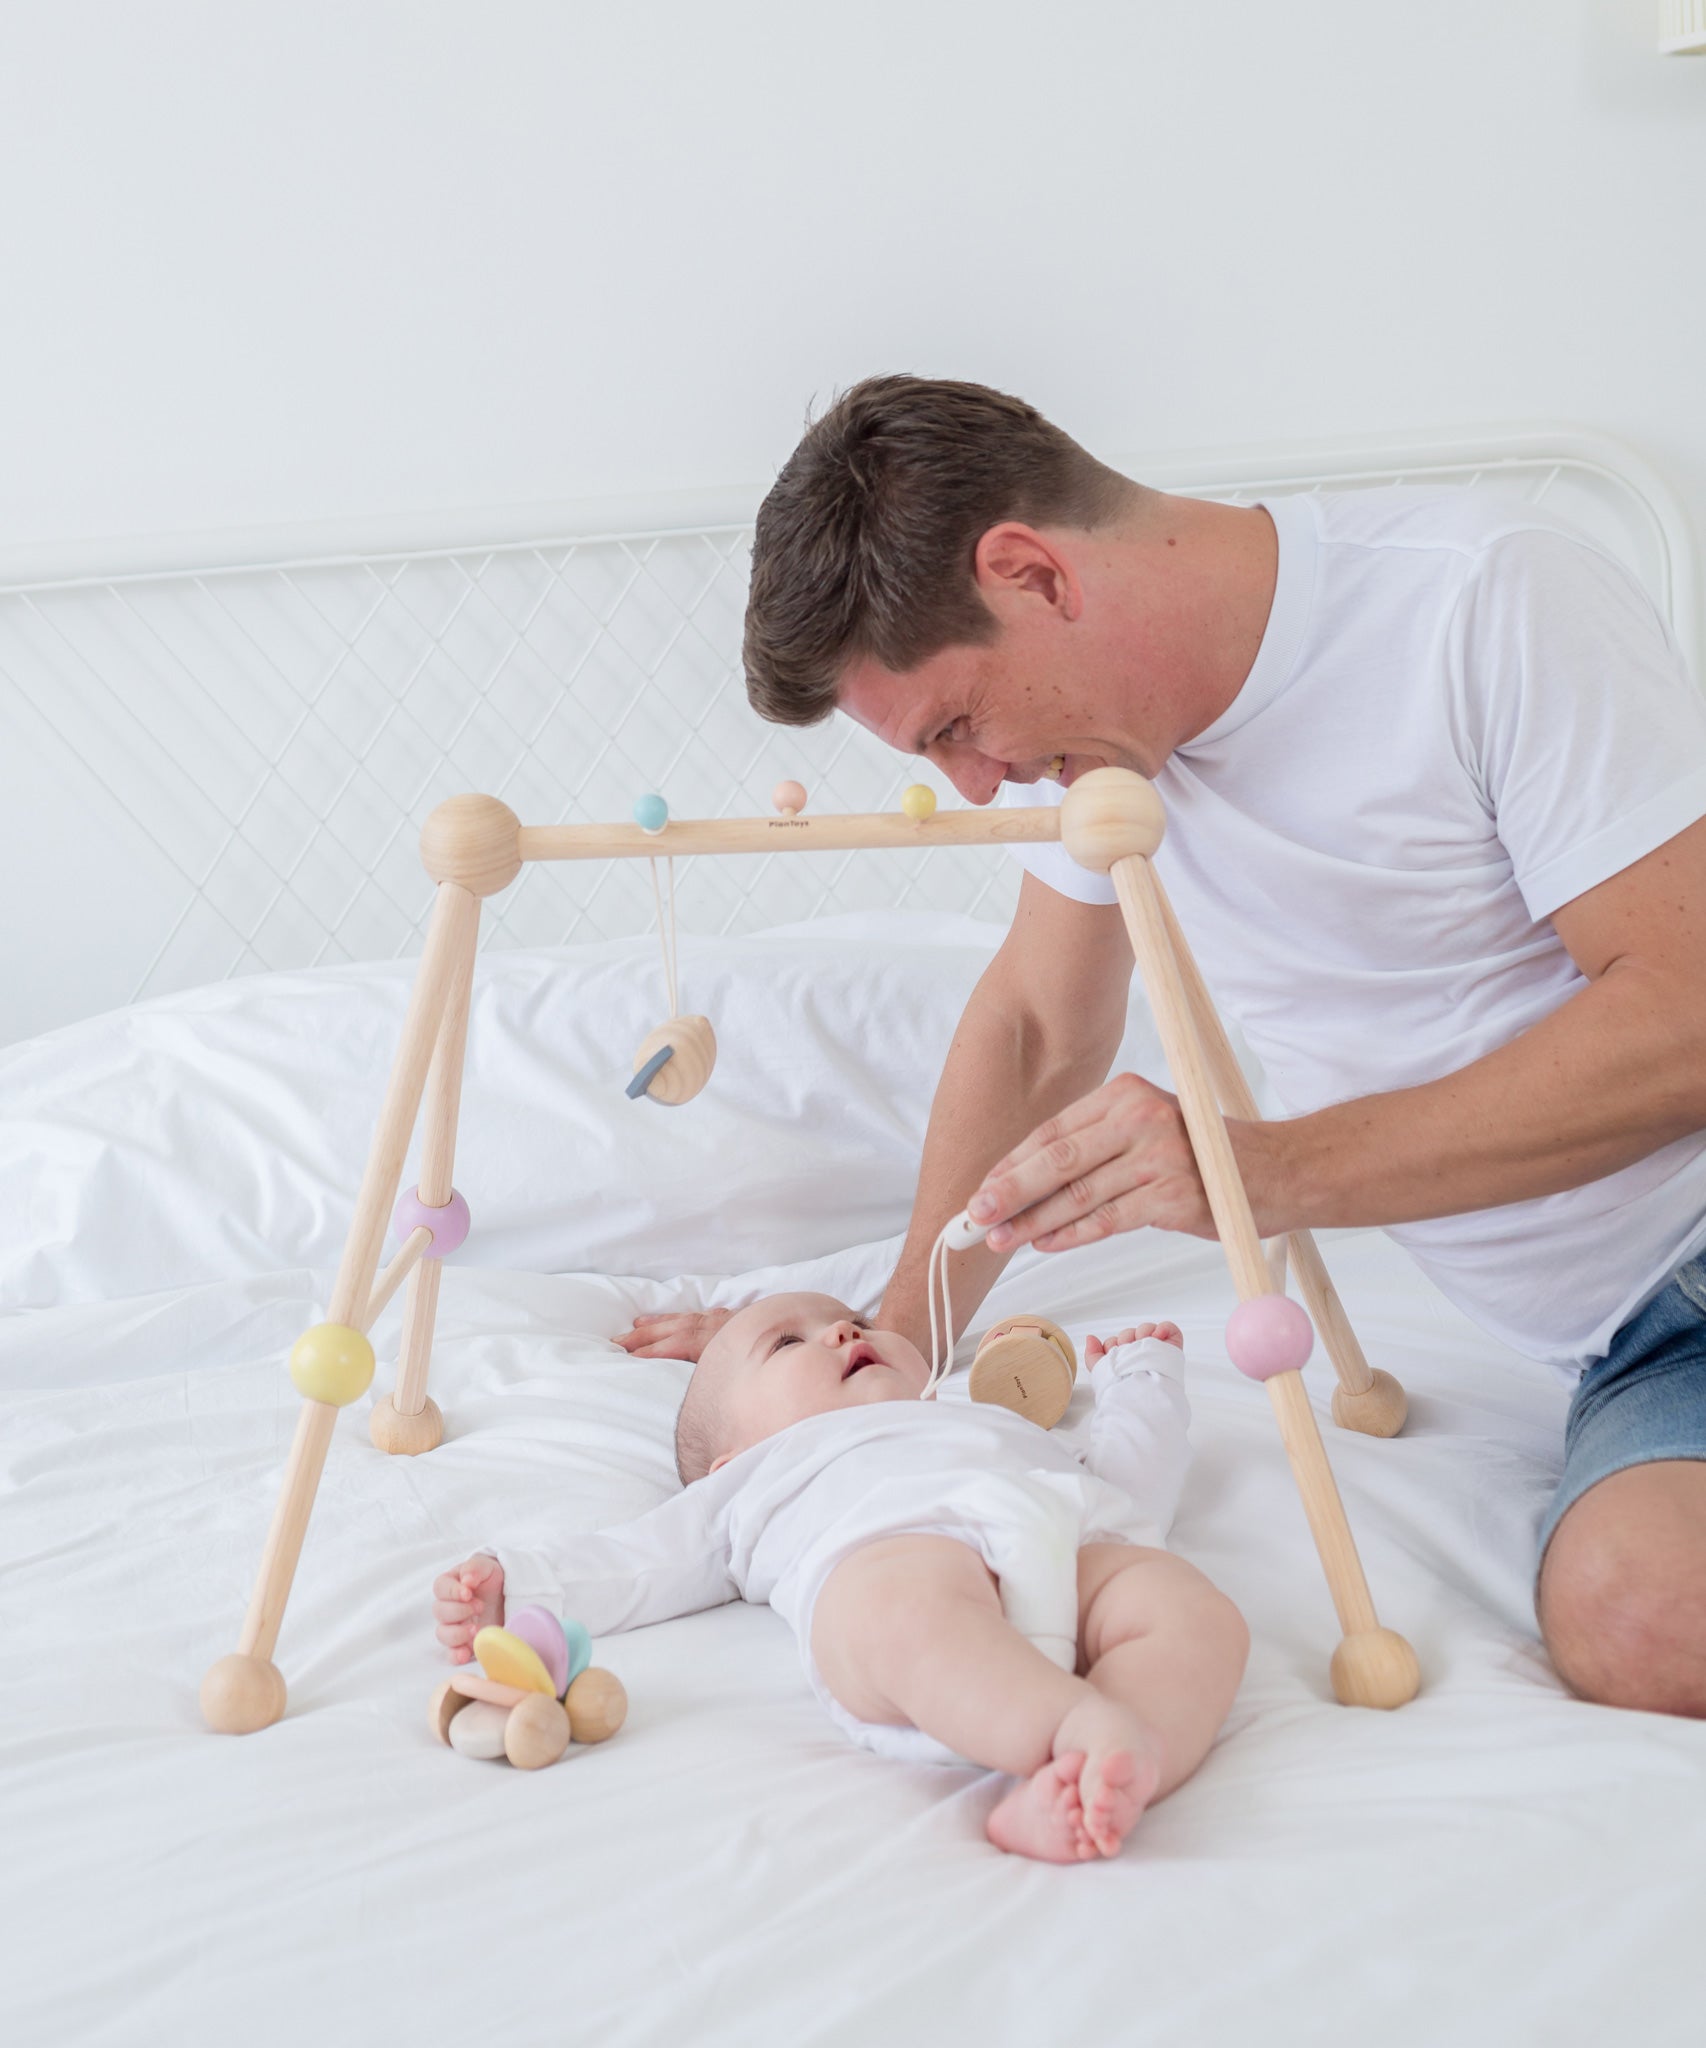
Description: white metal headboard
0,424,1695,1046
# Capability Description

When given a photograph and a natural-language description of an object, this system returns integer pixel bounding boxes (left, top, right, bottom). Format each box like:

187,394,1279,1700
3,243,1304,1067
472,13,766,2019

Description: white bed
5,434,1705,2046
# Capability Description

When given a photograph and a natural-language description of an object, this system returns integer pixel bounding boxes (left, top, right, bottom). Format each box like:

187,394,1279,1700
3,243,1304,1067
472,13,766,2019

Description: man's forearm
1245,957,1706,1234
879,984,1121,1356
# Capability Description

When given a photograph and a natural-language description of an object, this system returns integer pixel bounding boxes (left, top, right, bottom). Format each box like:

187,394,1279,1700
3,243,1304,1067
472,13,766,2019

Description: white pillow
1,911,1191,1311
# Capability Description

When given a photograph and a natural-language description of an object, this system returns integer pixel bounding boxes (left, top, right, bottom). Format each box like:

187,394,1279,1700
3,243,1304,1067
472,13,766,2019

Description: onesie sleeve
487,1483,738,1637
1451,528,1706,923
1079,1337,1193,1535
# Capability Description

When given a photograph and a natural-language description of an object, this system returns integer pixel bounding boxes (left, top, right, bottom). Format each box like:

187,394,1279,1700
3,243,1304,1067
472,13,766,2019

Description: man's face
839,637,1139,806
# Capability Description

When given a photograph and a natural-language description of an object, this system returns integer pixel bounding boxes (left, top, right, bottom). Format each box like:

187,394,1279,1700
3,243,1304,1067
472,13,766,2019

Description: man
621,374,1706,1716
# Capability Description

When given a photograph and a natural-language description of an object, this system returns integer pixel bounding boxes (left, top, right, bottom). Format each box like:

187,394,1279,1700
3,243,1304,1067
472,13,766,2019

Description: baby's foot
986,1752,1099,1863
1050,1696,1163,1858
1085,1322,1182,1364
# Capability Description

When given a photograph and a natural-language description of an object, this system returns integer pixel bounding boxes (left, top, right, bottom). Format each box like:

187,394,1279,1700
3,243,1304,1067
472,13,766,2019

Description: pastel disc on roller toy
562,1617,593,1688
449,1671,530,1709
473,1625,557,1696
446,1699,512,1760
506,1606,571,1697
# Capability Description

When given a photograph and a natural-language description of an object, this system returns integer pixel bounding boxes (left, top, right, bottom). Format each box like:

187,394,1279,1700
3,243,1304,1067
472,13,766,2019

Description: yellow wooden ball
901,783,937,822
288,1322,375,1407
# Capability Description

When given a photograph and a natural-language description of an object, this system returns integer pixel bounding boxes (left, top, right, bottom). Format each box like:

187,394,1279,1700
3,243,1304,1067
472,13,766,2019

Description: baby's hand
1085,1322,1182,1364
615,1307,733,1362
433,1554,505,1663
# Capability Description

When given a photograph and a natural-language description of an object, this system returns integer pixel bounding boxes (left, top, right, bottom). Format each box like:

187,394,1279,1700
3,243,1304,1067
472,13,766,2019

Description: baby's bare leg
812,1533,1248,1862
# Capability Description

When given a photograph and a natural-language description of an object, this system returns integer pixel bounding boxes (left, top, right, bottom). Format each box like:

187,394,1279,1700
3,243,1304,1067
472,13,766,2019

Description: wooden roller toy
969,1313,1078,1430
429,1605,628,1769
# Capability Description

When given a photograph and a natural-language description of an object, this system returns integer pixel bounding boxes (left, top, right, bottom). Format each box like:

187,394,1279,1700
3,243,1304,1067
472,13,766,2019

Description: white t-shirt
1004,488,1706,1374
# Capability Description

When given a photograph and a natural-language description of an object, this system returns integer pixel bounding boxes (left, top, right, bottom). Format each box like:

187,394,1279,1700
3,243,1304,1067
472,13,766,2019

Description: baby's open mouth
841,1340,881,1380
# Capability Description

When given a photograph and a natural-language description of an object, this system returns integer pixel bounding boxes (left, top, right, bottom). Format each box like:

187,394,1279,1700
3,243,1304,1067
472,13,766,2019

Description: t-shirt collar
1176,494,1318,753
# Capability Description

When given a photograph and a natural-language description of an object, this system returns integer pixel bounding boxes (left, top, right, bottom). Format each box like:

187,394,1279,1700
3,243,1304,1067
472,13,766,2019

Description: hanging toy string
646,854,680,1019
921,1208,989,1400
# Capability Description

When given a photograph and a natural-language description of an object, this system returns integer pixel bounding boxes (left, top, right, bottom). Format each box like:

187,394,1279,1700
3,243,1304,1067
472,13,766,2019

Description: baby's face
701,1292,929,1472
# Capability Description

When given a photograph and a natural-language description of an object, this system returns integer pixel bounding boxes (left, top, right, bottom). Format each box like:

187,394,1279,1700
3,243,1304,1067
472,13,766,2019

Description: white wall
1,0,1702,558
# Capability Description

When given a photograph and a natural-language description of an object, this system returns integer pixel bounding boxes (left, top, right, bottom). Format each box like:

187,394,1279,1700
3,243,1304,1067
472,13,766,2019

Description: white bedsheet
5,1226,1705,2047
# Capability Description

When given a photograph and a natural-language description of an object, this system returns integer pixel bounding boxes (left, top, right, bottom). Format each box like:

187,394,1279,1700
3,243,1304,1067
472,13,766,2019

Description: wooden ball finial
772,780,808,817
1058,768,1165,873
1330,1368,1408,1439
201,1653,287,1733
420,794,523,896
369,1394,445,1455
1330,1628,1421,1710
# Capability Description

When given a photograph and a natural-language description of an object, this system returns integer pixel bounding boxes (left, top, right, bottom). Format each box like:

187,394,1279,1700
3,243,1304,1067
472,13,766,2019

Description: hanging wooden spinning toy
626,792,717,1105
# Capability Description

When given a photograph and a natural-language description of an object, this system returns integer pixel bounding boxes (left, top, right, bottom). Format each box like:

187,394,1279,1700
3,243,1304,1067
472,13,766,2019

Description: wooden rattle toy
918,1210,1078,1428
429,1605,628,1770
626,793,717,1106
968,1313,1077,1429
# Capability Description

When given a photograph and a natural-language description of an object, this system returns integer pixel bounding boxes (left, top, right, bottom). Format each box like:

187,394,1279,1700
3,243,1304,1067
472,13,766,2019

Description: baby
433,1294,1248,1862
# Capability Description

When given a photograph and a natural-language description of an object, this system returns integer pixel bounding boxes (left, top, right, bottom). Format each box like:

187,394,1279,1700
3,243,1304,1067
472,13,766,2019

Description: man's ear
973,523,1083,620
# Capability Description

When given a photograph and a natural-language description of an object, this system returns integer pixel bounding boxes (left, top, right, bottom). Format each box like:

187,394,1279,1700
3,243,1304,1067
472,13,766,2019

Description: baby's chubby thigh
810,1534,1002,1728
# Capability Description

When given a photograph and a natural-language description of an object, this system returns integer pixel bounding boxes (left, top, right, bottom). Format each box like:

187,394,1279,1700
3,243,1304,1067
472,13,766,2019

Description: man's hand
613,1308,734,1362
967,1072,1236,1253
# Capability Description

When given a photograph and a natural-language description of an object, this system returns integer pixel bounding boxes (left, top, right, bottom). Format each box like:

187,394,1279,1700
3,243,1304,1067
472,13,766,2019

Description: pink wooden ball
1225,1294,1314,1381
772,780,807,816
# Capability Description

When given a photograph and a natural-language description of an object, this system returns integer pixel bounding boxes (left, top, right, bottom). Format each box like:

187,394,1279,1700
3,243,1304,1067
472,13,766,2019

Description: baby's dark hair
674,1360,724,1486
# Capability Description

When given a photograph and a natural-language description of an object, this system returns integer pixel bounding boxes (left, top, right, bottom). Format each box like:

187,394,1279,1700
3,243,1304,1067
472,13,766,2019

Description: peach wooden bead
564,1667,628,1744
429,1678,467,1746
504,1693,572,1769
772,780,807,816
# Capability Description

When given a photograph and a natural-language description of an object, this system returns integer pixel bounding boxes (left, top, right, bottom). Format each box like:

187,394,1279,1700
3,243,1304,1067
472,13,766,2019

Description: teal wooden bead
633,793,668,834
288,1322,375,1406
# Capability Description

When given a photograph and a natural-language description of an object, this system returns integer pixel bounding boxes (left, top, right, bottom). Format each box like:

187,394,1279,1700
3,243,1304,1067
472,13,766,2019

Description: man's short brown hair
743,375,1132,727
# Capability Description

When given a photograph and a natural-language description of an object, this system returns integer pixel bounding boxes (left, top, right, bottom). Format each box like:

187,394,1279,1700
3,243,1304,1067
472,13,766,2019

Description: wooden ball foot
1330,1628,1420,1710
370,1393,445,1455
201,1652,287,1733
564,1667,628,1744
1330,1368,1407,1438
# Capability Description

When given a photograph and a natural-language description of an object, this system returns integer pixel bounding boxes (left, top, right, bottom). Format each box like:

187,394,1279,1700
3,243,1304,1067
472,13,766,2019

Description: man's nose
940,751,1005,806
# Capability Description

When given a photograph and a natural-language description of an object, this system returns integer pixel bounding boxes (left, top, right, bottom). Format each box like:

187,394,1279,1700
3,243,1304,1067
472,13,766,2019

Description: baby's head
674,1292,929,1484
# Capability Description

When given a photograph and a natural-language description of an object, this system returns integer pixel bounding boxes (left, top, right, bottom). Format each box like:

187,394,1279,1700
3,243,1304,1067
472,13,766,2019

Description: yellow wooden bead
901,783,938,822
287,1323,375,1407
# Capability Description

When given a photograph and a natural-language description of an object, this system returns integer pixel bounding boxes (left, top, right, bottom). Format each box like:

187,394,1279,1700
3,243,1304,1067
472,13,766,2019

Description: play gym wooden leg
200,882,480,1732
1108,851,1418,1708
1151,880,1407,1439
371,887,479,1455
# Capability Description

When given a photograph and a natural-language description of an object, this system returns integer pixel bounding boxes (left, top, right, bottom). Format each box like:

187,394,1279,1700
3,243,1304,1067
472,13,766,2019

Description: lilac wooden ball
1225,1294,1314,1381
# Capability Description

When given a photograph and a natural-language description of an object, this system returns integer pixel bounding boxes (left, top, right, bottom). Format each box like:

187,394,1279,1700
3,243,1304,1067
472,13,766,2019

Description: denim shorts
1538,1250,1706,1562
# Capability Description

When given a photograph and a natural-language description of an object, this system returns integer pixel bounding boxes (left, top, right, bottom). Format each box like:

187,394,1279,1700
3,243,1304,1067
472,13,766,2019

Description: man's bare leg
810,1535,1248,1861
1537,1460,1706,1715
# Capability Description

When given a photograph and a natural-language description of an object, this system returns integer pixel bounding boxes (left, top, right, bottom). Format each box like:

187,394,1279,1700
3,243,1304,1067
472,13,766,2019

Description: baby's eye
769,1332,803,1355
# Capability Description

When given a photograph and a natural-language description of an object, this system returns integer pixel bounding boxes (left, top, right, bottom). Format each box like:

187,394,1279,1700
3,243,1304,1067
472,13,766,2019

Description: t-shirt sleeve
1453,529,1706,923
998,778,1118,906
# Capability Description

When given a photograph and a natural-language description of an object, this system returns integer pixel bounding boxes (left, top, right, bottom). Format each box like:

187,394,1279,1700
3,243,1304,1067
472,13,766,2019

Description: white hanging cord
647,854,680,1018
921,1208,990,1400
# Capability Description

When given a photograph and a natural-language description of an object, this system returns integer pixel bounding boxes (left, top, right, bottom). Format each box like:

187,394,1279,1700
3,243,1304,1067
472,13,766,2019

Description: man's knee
1538,1462,1706,1717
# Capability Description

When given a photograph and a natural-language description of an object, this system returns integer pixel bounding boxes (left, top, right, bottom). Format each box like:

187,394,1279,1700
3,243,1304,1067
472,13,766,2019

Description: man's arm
974,817,1706,1251
875,871,1133,1354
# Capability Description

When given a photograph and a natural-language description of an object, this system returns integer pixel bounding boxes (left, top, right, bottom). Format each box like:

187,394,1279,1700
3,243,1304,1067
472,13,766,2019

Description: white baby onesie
491,1337,1191,1766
